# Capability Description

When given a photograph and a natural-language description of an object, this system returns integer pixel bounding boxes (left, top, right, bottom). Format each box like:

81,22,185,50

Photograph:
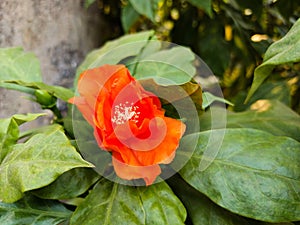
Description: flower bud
34,89,57,108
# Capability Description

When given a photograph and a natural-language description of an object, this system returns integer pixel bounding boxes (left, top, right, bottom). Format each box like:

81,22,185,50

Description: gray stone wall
0,0,106,124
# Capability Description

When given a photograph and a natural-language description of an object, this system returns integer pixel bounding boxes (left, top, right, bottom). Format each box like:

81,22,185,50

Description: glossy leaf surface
70,179,186,225
179,128,300,222
128,0,161,22
133,46,195,85
0,195,71,225
74,31,156,84
0,113,45,162
33,168,100,200
0,126,93,203
0,47,41,90
200,100,300,141
246,18,300,102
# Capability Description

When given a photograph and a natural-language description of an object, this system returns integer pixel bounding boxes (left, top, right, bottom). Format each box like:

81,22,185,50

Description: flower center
111,101,140,125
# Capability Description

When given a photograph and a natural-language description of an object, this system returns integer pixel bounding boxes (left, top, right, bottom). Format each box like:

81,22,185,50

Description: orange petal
112,118,166,151
76,65,128,117
77,64,126,98
133,117,186,166
68,96,95,125
112,153,161,186
106,116,185,167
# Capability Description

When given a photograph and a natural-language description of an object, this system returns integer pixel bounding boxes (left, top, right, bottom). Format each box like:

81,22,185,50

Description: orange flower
69,64,186,185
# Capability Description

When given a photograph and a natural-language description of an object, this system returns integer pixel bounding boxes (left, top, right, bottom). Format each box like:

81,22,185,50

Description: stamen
111,102,140,125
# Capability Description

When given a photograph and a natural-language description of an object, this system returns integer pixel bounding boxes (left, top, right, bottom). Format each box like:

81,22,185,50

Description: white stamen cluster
111,101,140,125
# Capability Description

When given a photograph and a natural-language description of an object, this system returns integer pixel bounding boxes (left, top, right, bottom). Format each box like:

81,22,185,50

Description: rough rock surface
0,0,106,125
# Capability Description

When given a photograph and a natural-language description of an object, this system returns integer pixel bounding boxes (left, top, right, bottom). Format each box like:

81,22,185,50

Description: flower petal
75,65,128,123
106,116,185,166
112,153,161,186
133,117,186,165
70,64,187,185
68,96,94,125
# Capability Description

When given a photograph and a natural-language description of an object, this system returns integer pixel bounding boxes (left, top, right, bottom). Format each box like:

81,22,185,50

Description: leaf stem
51,105,63,124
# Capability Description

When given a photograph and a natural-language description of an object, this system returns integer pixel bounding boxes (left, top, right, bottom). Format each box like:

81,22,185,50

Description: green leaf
0,113,45,162
0,125,93,203
33,168,100,200
246,18,300,102
84,0,96,9
18,124,62,140
228,100,300,141
140,80,200,104
0,47,41,91
200,100,300,141
232,81,291,112
74,30,156,85
128,0,161,22
11,113,46,126
0,195,71,225
137,181,186,225
121,2,140,33
5,80,73,102
169,176,295,225
179,128,300,222
132,46,196,85
0,47,72,101
202,92,233,109
0,118,19,162
70,179,144,225
70,179,186,225
187,0,212,17
168,175,256,225
70,111,113,176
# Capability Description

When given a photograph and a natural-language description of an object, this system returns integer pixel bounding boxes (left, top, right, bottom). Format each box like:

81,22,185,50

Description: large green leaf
140,80,200,104
0,125,93,203
0,113,45,162
33,168,100,200
70,179,186,225
187,0,212,17
0,47,42,90
5,80,73,102
246,18,300,102
136,180,186,225
168,175,257,225
232,81,291,112
128,0,161,22
121,2,141,33
132,46,196,85
18,124,63,140
0,195,71,225
200,100,300,141
74,30,156,85
179,128,300,222
0,47,42,81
